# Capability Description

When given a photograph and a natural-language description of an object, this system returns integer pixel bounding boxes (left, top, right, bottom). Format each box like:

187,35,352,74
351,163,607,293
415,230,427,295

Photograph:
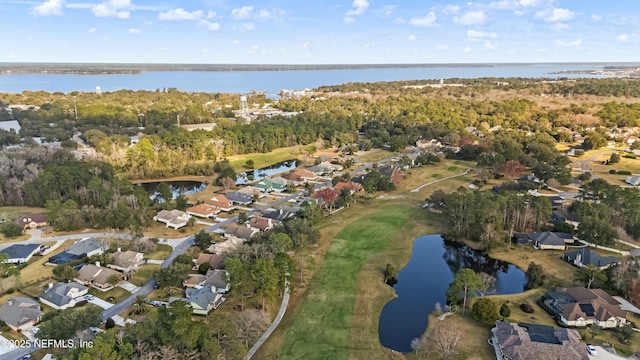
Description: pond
378,234,527,353
236,159,298,185
139,181,207,201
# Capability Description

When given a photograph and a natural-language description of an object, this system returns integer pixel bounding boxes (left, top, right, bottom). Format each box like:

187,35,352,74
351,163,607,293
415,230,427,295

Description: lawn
129,264,160,286
18,240,76,284
356,149,396,163
226,145,309,170
89,286,130,303
489,245,576,283
143,222,205,238
144,244,172,260
274,204,419,360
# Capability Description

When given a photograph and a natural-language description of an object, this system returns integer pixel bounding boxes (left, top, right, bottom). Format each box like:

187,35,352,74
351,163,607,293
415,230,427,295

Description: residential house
108,249,145,273
378,164,404,186
0,120,21,134
269,176,289,188
237,186,267,198
39,282,88,310
183,269,231,293
249,216,280,231
626,135,639,146
47,237,106,265
0,297,43,331
206,195,235,212
154,209,191,229
531,231,571,250
169,285,226,315
552,209,581,230
224,223,258,241
14,213,48,230
207,237,244,254
626,175,640,186
490,321,588,360
291,168,317,181
225,191,254,205
547,196,571,210
263,209,294,222
194,253,224,270
74,263,122,290
186,203,220,218
0,243,41,264
317,161,343,172
563,249,619,269
307,165,330,175
334,181,363,194
541,287,627,328
415,138,442,150
254,179,285,193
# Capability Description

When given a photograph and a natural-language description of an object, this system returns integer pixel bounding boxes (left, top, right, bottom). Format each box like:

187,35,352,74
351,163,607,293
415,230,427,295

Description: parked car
84,294,95,300
586,344,597,356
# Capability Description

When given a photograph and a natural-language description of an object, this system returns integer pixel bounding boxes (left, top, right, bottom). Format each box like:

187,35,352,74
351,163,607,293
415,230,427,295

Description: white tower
240,95,247,114
96,86,102,95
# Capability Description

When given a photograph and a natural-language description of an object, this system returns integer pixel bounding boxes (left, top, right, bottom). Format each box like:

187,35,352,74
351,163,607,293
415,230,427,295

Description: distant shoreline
1,62,638,75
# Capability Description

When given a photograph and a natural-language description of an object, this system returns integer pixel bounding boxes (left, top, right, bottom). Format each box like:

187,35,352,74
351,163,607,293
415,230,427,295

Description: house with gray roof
183,269,230,293
39,282,88,310
626,175,640,186
262,209,294,221
225,191,253,205
563,249,619,270
491,321,588,360
47,237,106,265
169,285,225,315
0,243,41,264
224,223,258,241
0,297,43,331
0,120,21,133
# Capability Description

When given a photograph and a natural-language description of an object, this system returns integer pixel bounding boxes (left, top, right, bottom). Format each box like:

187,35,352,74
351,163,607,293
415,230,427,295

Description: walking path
245,284,290,360
410,168,472,192
577,239,631,256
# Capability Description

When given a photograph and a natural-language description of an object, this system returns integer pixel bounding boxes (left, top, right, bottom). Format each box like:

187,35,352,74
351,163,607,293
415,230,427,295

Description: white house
154,209,191,229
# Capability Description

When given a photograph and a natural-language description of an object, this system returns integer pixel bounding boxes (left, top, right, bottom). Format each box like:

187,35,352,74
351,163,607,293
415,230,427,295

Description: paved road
245,284,290,360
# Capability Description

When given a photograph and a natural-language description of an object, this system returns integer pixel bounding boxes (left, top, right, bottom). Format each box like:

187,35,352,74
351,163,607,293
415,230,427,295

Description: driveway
589,346,629,360
87,297,114,309
0,335,18,355
118,281,140,293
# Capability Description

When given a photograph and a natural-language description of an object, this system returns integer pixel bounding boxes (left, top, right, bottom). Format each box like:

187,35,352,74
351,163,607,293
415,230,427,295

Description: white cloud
158,8,203,21
488,0,518,10
128,28,141,34
199,20,220,31
408,34,416,41
32,0,64,16
534,7,574,22
463,46,472,53
443,4,460,15
343,16,355,25
467,29,497,39
232,40,240,44
256,10,270,20
394,17,406,24
241,22,254,31
591,14,602,22
375,5,395,17
92,0,131,19
617,34,629,42
483,40,495,49
435,44,448,50
303,42,310,49
202,49,208,53
519,0,544,6
231,5,253,20
206,10,216,19
346,0,369,16
454,11,486,25
554,38,581,47
143,19,152,25
551,22,569,30
88,27,96,32
410,11,437,27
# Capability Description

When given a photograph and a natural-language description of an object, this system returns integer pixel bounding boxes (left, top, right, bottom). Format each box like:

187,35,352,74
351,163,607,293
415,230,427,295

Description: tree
314,187,339,212
577,217,617,246
610,152,621,164
0,222,23,238
616,323,634,344
446,268,483,314
525,262,545,290
234,309,268,348
252,258,279,310
582,132,608,150
107,274,121,286
478,272,496,296
588,323,601,340
220,176,235,193
472,297,499,325
154,263,190,288
194,230,213,250
431,320,462,360
175,195,188,211
199,262,211,274
244,159,255,169
500,302,511,319
156,182,172,205
131,295,149,315
105,317,116,329
237,212,249,224
574,264,607,289
37,306,102,340
53,264,76,282
501,160,527,179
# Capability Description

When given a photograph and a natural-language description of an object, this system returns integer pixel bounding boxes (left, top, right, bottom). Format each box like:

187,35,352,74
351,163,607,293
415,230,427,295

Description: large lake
0,63,616,94
378,234,527,353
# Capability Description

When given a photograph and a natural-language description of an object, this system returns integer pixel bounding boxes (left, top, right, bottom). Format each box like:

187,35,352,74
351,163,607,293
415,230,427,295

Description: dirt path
410,168,472,192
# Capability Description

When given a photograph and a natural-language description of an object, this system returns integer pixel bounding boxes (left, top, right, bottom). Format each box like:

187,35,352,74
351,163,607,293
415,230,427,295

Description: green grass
145,244,172,260
432,173,441,178
447,166,459,172
129,264,160,286
277,204,419,360
89,286,130,303
227,145,309,170
356,149,395,163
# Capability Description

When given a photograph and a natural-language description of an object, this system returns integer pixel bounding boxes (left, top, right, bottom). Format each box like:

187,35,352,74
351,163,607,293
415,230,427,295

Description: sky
1,0,639,64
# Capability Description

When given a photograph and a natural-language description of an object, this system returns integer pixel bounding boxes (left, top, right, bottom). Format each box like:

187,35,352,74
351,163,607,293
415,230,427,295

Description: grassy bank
275,204,419,360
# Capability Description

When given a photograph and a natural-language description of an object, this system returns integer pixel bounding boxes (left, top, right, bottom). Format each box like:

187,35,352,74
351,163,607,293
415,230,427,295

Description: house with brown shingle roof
249,216,280,231
186,203,220,218
491,321,588,360
224,223,258,241
74,263,123,290
334,181,363,194
205,195,235,212
237,186,266,198
542,287,627,328
14,213,48,230
194,253,224,270
108,250,144,273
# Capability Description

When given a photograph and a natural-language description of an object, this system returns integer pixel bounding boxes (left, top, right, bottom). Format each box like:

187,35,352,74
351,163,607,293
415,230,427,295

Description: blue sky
1,0,639,64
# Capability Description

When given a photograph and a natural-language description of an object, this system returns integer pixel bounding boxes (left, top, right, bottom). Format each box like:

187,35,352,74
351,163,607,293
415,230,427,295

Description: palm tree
131,295,148,315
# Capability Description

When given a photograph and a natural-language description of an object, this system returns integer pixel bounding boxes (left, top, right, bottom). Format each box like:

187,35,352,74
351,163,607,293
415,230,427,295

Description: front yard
129,264,160,286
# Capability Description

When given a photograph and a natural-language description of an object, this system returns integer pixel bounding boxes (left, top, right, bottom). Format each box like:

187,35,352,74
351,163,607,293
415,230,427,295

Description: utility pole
73,98,78,120
177,114,180,126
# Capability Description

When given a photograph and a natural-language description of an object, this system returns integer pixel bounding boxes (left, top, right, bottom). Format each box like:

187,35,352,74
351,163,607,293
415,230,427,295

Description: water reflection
139,181,206,201
378,234,526,353
236,159,298,185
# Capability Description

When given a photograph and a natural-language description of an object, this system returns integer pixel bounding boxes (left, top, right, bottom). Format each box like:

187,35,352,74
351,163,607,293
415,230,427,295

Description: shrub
624,154,637,159
609,169,617,174
520,303,535,313
472,298,499,324
6,288,15,294
618,170,632,175
105,317,116,329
